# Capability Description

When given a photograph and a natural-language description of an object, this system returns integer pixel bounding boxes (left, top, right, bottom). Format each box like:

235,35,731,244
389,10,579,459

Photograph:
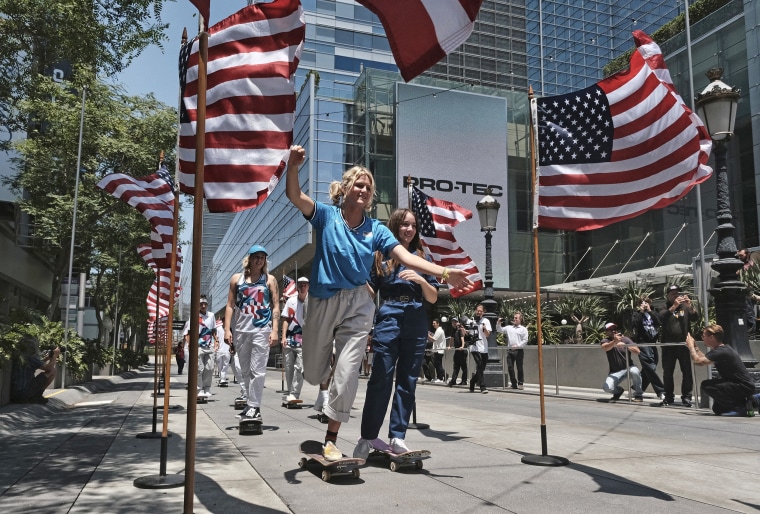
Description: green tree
4,76,177,333
0,0,169,138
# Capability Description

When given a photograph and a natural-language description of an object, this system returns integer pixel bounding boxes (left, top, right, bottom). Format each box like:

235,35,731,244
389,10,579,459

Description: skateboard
234,398,247,410
316,412,329,424
218,380,229,387
298,440,364,482
196,395,208,404
369,440,430,472
282,398,304,409
239,418,263,435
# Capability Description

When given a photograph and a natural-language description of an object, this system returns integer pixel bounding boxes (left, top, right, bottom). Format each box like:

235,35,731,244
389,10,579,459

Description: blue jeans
360,302,427,440
603,367,643,397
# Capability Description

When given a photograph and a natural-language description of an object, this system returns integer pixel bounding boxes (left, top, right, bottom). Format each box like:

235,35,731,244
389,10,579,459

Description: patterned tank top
234,273,272,333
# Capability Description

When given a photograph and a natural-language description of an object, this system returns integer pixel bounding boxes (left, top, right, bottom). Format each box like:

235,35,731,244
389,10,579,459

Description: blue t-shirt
308,201,398,298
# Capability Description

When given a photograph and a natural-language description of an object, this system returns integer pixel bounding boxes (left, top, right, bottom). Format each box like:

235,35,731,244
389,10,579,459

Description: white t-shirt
472,317,492,353
431,327,446,353
497,323,528,348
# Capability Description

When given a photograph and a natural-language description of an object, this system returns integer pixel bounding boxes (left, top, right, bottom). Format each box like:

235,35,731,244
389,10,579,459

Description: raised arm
285,145,315,217
389,245,473,293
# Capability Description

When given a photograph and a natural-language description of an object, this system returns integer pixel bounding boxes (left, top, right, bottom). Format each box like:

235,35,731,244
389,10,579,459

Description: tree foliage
3,74,177,343
0,0,169,137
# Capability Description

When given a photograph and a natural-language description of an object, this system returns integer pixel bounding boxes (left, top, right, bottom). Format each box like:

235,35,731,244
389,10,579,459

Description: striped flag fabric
178,0,305,212
532,31,712,231
97,166,175,269
139,244,182,341
282,275,297,298
188,0,209,23
411,186,482,297
357,0,484,82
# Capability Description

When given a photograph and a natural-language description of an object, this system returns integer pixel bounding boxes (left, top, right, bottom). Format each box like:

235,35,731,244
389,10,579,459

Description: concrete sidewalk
1,363,759,513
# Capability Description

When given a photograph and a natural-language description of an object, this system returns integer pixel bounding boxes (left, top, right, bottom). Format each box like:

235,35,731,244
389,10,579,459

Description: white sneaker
286,393,297,403
389,437,410,454
353,438,373,460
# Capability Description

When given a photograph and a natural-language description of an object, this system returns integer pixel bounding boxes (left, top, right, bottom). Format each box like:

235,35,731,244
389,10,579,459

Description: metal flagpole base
521,454,570,467
133,473,185,489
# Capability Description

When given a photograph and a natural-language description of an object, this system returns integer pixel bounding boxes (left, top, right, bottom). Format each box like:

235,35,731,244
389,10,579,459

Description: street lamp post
695,68,757,366
476,189,501,352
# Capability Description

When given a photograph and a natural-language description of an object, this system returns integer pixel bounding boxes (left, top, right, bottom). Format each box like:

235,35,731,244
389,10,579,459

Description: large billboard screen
396,83,509,288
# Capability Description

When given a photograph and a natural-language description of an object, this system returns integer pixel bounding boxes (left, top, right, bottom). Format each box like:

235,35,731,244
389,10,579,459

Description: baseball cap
200,298,208,305
297,276,309,283
604,322,617,330
667,285,681,293
248,244,268,255
450,317,459,323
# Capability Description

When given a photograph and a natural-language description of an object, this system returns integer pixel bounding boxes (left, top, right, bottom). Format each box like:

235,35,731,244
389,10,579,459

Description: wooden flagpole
521,86,569,467
184,19,209,513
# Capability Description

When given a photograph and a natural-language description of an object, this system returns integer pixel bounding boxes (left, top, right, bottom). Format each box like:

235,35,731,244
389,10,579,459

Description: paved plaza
1,362,759,513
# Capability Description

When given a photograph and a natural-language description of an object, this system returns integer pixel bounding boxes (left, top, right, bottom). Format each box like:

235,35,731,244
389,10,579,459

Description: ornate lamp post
695,67,756,366
476,189,501,351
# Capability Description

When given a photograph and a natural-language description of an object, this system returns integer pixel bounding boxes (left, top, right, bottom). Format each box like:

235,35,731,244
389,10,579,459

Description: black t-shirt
601,336,635,373
705,344,755,393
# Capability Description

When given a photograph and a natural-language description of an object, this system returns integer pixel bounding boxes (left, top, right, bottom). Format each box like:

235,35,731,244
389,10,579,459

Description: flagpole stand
521,425,570,466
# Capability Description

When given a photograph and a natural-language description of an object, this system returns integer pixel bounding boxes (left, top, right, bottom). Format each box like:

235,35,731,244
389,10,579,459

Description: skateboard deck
239,419,262,435
298,440,365,482
234,398,247,410
369,440,430,471
218,381,229,387
196,395,208,404
282,399,304,409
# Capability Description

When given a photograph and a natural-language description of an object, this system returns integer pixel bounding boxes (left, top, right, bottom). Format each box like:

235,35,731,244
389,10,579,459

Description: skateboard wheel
352,468,360,479
389,461,399,472
415,460,423,470
321,470,331,482
298,458,308,468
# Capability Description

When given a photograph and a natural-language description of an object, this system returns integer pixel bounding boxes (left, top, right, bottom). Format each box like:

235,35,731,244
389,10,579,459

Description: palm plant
547,295,609,344
613,280,656,334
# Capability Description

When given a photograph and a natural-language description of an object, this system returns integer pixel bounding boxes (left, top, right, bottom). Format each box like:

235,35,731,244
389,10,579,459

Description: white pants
236,329,270,408
284,345,303,398
198,347,214,392
302,286,375,423
230,353,246,396
217,352,230,381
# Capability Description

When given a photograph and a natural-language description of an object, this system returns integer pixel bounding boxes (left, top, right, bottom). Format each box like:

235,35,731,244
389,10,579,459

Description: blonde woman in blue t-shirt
286,145,473,461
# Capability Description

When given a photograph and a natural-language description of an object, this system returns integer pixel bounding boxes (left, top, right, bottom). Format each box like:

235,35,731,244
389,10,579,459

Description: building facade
204,0,760,312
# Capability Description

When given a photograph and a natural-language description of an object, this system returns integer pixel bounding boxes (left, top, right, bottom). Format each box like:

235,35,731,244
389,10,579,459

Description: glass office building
526,1,681,96
204,0,760,310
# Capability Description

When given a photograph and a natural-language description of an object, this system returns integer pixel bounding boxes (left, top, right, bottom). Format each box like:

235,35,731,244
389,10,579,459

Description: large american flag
97,166,175,269
411,187,481,297
281,275,297,298
357,0,483,82
178,0,305,212
533,31,712,231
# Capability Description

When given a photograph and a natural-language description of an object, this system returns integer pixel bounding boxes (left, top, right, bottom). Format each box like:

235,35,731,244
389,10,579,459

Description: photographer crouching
465,304,491,394
11,336,60,405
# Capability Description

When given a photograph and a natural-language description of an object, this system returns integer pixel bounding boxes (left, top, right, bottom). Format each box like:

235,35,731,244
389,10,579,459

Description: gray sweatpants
302,286,375,423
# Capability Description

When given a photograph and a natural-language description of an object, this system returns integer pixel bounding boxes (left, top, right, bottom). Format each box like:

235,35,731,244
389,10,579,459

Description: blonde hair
241,252,268,278
328,165,375,212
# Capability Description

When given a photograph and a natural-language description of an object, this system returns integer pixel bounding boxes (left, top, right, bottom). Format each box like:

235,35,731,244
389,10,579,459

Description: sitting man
686,324,759,416
11,337,59,404
601,323,643,402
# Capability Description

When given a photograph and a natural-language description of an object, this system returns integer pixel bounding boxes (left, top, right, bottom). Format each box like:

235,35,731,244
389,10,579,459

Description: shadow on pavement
195,471,289,512
509,449,675,501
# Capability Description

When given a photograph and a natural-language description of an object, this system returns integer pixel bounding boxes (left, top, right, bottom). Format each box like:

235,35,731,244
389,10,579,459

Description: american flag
411,186,482,297
139,244,182,329
97,166,175,269
178,1,305,213
281,275,297,298
188,0,209,23
533,31,712,231
357,0,483,82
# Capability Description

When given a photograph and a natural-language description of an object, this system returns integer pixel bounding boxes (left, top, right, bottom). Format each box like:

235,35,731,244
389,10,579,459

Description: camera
459,315,480,345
